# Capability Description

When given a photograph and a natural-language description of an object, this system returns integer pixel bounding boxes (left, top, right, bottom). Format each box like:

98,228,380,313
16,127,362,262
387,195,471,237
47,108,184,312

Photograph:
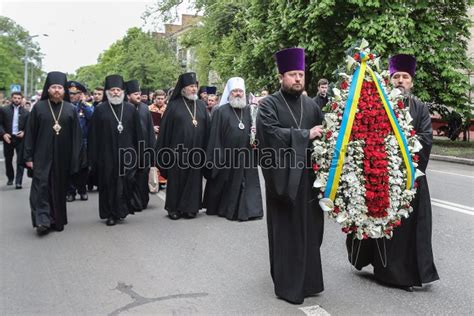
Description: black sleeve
414,99,433,172
23,106,38,163
256,98,310,201
154,105,175,178
205,106,223,179
0,107,6,137
87,109,98,170
70,109,84,174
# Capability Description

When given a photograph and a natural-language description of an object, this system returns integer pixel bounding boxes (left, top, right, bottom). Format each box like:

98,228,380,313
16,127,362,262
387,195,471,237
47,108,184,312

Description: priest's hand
3,133,12,144
26,161,33,169
154,126,160,134
16,131,24,138
309,125,323,140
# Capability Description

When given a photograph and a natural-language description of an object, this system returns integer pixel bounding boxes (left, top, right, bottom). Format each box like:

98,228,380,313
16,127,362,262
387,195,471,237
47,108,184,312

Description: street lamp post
23,34,48,97
30,59,34,97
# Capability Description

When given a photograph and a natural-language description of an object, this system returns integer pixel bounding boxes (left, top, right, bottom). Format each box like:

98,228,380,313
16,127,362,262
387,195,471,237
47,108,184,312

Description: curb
430,154,474,166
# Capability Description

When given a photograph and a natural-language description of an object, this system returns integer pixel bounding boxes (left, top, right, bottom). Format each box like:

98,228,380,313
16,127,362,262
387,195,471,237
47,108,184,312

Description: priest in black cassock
88,75,144,226
198,85,208,103
256,48,325,304
140,88,151,105
23,71,83,235
346,54,439,291
155,72,210,220
204,77,263,221
125,79,156,209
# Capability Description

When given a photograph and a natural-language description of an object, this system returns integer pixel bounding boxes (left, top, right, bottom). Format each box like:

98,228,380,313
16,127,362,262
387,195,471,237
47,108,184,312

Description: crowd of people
0,47,438,304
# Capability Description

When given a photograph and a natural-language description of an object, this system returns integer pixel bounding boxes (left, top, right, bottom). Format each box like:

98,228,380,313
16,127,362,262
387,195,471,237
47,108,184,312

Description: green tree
72,27,181,91
0,16,44,95
147,0,472,133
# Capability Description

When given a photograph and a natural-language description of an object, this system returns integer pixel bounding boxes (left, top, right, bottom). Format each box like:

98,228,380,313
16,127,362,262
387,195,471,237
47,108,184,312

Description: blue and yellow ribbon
324,52,415,201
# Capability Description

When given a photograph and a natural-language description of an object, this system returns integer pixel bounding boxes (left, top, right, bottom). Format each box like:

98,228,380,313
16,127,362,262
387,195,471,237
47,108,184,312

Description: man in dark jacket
0,92,29,188
312,78,329,109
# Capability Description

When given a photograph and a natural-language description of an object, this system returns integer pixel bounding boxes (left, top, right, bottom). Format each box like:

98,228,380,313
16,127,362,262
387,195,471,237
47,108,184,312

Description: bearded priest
88,75,144,226
346,54,439,292
154,72,210,220
23,71,83,235
203,77,263,221
125,79,156,209
256,48,325,304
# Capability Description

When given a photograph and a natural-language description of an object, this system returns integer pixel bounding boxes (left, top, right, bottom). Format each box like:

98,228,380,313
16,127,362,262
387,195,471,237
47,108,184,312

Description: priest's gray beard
181,89,198,101
106,91,125,104
229,95,247,109
395,85,412,98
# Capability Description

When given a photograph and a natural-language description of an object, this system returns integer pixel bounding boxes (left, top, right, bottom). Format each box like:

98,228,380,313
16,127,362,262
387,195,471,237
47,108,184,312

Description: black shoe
401,286,414,292
15,184,22,189
36,225,50,236
168,212,181,220
51,224,64,232
79,193,88,201
66,194,76,202
106,218,116,226
183,212,197,219
159,184,167,190
6,180,13,186
277,296,304,305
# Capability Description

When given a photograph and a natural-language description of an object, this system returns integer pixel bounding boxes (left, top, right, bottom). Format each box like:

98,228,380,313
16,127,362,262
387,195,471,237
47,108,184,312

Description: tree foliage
148,0,472,121
0,16,44,95
72,27,181,90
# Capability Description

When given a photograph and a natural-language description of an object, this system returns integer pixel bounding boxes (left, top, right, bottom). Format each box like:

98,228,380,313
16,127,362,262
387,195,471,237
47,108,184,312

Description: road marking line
299,305,331,316
431,201,474,216
431,198,474,211
428,169,474,179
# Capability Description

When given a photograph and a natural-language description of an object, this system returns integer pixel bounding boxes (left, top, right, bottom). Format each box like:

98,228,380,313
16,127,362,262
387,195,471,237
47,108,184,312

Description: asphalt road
0,158,473,315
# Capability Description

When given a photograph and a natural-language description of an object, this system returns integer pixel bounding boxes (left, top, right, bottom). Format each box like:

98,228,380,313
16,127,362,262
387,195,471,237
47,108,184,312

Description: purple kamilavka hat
275,48,305,74
389,54,416,78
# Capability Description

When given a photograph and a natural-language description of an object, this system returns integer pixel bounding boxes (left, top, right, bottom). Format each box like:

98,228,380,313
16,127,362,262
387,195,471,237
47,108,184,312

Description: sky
0,0,194,74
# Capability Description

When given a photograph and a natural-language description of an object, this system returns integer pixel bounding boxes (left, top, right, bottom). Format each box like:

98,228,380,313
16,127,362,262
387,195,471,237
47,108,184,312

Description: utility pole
23,47,29,96
30,60,34,97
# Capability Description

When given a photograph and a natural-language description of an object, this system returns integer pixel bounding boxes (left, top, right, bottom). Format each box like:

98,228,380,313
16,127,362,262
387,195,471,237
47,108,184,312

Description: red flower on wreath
340,80,349,90
351,81,391,218
354,53,360,61
312,163,319,171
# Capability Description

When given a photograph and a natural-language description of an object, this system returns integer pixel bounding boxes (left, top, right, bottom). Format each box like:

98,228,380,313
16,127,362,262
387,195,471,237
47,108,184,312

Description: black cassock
88,102,144,220
155,98,210,216
256,90,324,304
203,103,263,221
347,95,439,287
23,100,83,230
346,96,439,287
134,102,156,209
